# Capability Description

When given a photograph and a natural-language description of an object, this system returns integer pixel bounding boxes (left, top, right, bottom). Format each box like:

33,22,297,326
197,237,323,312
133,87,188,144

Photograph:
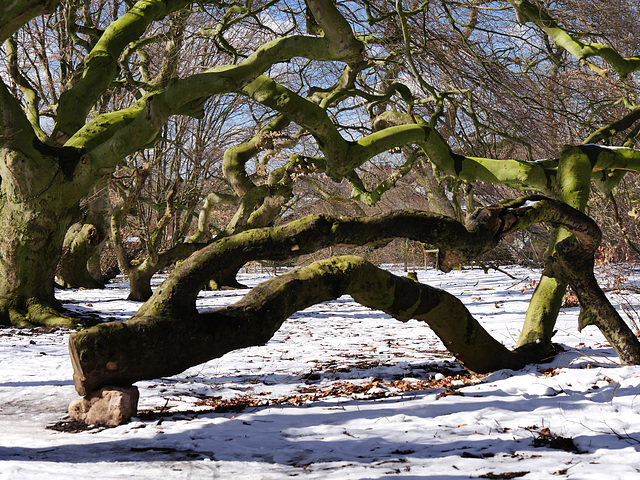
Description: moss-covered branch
162,31,363,114
581,144,640,172
583,105,640,145
509,0,640,78
120,241,209,301
373,111,554,191
0,78,56,188
517,145,593,349
68,256,547,394
64,18,363,192
305,0,365,59
241,78,515,183
53,0,192,140
4,37,45,140
222,114,291,198
348,151,418,206
0,0,59,43
56,223,102,289
194,192,239,241
133,195,596,317
0,78,38,154
377,111,640,192
69,195,640,395
241,76,351,179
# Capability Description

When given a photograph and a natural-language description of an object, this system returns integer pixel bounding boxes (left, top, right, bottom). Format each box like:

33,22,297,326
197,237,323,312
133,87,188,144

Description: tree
56,180,111,289
108,96,242,300
0,0,366,325
3,1,640,408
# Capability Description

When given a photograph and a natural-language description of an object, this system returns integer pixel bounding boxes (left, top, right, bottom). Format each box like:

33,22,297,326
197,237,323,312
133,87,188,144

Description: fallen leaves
479,472,529,479
530,427,583,454
138,372,487,417
46,420,100,433
541,367,560,378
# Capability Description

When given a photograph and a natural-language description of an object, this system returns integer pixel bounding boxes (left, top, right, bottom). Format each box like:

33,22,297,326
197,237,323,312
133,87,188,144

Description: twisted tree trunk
56,181,110,289
0,193,78,327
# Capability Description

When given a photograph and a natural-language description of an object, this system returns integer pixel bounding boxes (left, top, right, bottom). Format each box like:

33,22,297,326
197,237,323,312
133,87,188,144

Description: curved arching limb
69,195,640,396
69,255,548,395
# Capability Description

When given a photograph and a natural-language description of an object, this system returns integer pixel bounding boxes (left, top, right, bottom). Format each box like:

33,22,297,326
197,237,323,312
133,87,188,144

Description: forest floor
2,265,640,479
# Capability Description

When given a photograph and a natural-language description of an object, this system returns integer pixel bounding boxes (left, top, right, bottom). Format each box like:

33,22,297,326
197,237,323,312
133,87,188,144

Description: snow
583,144,632,151
517,200,540,208
2,266,640,479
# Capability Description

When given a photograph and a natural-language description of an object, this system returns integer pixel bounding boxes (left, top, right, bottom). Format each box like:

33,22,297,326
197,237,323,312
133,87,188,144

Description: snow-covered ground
2,266,640,479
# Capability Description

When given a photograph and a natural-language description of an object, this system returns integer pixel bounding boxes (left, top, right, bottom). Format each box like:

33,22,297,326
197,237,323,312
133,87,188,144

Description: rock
69,385,139,427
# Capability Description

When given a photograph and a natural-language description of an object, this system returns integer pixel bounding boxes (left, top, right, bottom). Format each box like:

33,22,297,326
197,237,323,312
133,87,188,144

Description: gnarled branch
69,195,640,396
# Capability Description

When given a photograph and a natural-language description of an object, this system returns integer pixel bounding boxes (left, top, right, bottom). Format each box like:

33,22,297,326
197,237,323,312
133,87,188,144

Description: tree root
0,296,89,329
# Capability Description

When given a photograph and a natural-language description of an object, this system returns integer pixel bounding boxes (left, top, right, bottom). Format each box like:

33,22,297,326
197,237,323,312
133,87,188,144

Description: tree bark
518,146,592,349
56,181,110,289
123,243,209,301
0,0,59,43
547,236,640,365
0,190,78,327
509,0,640,79
56,223,104,289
